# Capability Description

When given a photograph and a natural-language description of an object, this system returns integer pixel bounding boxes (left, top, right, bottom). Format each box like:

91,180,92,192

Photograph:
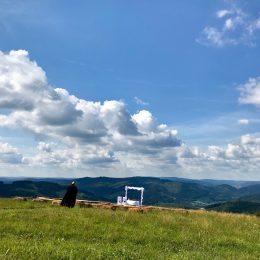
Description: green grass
0,199,259,259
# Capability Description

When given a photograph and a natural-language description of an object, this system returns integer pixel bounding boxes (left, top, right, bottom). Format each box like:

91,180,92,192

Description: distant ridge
160,177,260,188
0,176,260,213
1,176,260,188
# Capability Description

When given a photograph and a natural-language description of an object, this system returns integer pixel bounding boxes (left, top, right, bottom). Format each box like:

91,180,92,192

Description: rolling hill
206,200,260,214
0,177,260,212
0,180,94,200
236,193,260,203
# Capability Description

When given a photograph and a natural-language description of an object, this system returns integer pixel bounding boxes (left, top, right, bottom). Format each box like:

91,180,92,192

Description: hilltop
0,198,259,259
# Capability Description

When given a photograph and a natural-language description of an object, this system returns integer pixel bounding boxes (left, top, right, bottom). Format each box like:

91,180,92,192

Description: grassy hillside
0,198,259,259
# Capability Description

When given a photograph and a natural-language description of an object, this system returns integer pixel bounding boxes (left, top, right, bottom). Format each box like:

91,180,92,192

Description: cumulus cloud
170,134,260,178
197,2,260,47
0,50,48,110
0,49,259,179
227,135,260,160
0,50,181,171
32,143,118,167
132,110,156,133
241,134,260,146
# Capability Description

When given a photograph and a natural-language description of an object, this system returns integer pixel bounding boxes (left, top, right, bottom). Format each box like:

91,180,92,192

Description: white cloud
134,96,149,106
0,142,23,164
239,77,260,106
0,49,259,180
37,142,54,153
224,18,234,30
238,119,249,125
199,27,226,47
241,134,260,146
32,144,118,167
0,50,181,172
132,110,155,133
171,134,260,179
216,9,233,18
198,2,260,47
248,18,260,35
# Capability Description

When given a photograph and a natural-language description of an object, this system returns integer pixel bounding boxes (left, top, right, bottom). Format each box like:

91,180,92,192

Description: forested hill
0,177,260,211
206,200,260,214
0,180,93,200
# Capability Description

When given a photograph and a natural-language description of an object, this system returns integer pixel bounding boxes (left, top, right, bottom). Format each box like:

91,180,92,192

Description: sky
0,0,260,180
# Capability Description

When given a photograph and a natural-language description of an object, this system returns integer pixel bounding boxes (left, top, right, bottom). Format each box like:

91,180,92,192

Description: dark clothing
61,184,78,208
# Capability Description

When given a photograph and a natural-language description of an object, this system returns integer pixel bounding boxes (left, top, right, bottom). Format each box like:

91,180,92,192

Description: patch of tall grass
0,199,259,259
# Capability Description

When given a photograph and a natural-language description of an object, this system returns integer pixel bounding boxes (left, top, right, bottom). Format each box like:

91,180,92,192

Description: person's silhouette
61,181,78,208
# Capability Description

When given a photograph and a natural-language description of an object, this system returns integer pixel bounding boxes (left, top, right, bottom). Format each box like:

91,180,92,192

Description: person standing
61,181,78,208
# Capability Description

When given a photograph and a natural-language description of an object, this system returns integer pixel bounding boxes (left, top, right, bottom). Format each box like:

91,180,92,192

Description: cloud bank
0,50,181,172
0,50,259,180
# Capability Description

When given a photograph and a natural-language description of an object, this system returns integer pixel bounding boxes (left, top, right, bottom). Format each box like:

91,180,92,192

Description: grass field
0,198,259,259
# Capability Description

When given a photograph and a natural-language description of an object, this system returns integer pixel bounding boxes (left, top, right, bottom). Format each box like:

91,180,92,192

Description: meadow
0,198,259,259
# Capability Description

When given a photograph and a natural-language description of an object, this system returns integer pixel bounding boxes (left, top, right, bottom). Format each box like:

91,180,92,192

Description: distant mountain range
1,176,260,187
160,177,260,188
0,176,260,213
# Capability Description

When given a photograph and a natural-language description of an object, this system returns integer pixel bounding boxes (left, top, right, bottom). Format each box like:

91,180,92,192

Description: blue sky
0,0,260,180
